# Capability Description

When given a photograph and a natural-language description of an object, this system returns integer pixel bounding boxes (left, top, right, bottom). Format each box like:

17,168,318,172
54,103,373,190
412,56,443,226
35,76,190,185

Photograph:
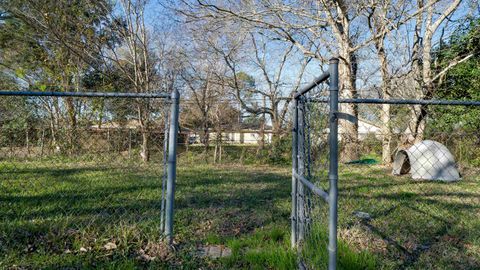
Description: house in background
89,119,143,130
219,129,273,144
355,119,382,140
186,127,273,145
184,111,275,145
186,118,382,146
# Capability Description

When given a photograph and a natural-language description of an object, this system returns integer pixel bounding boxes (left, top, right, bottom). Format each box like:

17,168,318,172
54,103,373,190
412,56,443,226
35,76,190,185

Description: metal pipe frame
293,172,329,203
165,89,180,244
297,98,306,242
294,72,330,99
291,98,299,248
0,90,171,99
160,108,170,233
327,58,339,270
292,58,340,270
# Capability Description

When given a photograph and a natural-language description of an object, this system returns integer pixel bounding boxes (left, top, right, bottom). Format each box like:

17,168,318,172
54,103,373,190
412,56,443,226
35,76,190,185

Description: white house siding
357,121,382,140
190,122,381,145
235,132,272,144
191,131,272,145
337,119,382,141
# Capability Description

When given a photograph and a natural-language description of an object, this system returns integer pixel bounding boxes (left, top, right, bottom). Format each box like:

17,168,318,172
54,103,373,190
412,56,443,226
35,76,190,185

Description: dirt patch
197,245,232,259
136,241,171,262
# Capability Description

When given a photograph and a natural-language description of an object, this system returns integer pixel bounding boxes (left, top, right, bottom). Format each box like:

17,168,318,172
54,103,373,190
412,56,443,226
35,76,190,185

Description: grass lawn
335,165,480,269
0,158,479,269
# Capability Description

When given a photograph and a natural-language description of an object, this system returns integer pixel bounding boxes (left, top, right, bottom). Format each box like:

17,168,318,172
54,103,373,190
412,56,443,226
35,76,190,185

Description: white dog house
392,140,461,181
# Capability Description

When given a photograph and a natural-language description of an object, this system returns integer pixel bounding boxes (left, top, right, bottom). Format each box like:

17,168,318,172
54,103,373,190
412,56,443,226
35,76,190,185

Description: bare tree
366,2,394,164
404,0,463,145
174,6,312,153
177,0,374,160
364,0,412,164
112,0,154,161
98,0,180,162
211,96,239,163
176,0,469,160
181,61,219,153
180,51,240,162
219,33,311,152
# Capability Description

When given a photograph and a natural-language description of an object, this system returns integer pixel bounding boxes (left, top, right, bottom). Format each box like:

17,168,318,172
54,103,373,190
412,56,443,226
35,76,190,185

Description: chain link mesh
0,95,172,264
295,88,332,269
337,101,480,268
295,96,480,269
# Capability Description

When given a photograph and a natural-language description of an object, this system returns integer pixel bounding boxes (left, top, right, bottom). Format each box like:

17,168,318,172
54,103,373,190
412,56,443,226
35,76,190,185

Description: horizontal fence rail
293,172,329,202
294,72,330,99
0,90,171,99
309,97,480,106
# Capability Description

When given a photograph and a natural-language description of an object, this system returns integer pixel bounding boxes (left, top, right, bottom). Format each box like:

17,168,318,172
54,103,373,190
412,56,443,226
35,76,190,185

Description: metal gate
292,58,353,270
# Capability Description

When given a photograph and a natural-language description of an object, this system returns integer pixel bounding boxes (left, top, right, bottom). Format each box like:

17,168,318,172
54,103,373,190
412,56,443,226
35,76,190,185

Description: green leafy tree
0,0,115,153
430,19,480,133
427,19,480,165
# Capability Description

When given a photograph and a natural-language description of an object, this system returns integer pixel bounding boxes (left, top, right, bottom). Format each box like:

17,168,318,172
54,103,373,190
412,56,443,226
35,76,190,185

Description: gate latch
333,112,358,124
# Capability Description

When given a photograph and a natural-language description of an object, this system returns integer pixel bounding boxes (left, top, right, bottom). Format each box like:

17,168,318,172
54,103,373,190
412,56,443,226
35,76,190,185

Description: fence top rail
308,97,480,106
0,90,171,99
294,71,330,100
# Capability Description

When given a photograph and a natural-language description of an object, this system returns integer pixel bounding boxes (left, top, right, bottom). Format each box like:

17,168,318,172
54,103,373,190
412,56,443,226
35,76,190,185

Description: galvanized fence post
297,98,306,242
291,98,299,248
328,58,339,270
165,89,180,244
160,106,170,233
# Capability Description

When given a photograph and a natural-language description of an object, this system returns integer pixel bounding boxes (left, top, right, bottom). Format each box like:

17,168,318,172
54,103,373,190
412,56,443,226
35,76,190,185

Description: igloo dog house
392,140,461,181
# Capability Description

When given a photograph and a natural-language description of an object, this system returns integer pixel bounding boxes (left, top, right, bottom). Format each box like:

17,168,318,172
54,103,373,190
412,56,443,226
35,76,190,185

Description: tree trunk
404,104,428,146
402,0,428,147
128,129,132,159
339,49,359,162
107,128,111,152
98,100,104,129
137,102,150,163
65,96,77,155
51,98,61,153
25,128,29,156
381,103,392,164
376,42,393,164
202,125,209,154
270,120,282,157
40,129,45,157
213,129,222,163
141,128,150,162
219,144,222,162
258,96,266,155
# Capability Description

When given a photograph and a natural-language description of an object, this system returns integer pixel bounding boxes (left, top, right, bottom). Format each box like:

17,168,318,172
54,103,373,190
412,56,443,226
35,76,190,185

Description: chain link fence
331,99,480,269
294,74,480,269
0,91,179,266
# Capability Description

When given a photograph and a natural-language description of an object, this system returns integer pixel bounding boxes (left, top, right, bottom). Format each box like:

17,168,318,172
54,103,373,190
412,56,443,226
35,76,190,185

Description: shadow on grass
0,163,293,269
340,167,480,269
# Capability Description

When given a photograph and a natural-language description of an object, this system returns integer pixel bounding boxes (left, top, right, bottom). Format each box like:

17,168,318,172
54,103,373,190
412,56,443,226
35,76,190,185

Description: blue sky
141,0,478,100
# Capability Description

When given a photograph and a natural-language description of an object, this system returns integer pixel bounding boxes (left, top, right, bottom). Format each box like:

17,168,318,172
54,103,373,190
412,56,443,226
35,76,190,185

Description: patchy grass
0,158,478,269
301,223,377,270
0,160,297,269
336,164,480,269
